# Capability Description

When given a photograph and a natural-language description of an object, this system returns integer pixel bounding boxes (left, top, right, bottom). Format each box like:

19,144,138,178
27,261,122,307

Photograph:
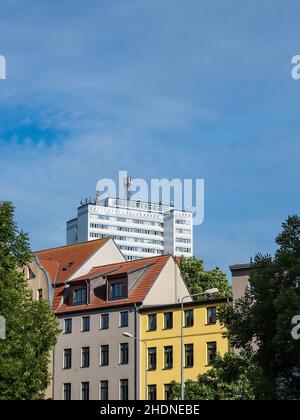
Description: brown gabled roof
54,254,171,314
34,239,110,285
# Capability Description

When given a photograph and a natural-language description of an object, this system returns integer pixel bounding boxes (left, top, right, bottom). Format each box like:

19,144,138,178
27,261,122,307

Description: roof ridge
34,238,109,254
92,254,170,270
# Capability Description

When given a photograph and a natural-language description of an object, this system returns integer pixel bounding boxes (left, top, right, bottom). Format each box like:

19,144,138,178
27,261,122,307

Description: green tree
0,202,60,400
219,216,300,400
179,256,231,300
170,352,258,400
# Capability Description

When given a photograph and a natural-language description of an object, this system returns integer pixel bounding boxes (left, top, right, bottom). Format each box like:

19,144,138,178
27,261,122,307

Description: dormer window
108,276,128,300
110,283,125,300
72,286,87,306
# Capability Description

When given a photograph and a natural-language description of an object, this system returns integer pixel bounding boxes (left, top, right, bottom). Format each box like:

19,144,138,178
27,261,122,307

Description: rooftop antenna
124,176,133,201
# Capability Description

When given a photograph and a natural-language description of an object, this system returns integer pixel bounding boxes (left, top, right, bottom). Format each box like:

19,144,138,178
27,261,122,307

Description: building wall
69,239,126,281
53,306,137,400
139,303,229,400
143,257,191,306
25,257,51,303
230,265,252,301
24,256,54,399
66,200,193,260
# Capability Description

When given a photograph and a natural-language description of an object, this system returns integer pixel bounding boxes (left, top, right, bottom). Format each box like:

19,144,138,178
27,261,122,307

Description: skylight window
63,262,74,271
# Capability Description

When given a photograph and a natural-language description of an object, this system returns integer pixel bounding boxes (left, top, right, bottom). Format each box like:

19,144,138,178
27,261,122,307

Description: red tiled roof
54,255,171,314
34,239,110,285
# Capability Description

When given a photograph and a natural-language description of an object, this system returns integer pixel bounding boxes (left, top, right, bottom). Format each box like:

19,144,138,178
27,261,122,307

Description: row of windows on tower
64,311,129,334
63,379,129,401
63,343,129,370
147,307,217,331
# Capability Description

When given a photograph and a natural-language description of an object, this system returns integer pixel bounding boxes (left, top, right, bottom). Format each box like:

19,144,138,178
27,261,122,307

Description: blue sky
0,0,300,275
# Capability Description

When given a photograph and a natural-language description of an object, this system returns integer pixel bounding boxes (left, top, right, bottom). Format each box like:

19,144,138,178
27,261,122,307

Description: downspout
86,280,90,305
134,303,138,400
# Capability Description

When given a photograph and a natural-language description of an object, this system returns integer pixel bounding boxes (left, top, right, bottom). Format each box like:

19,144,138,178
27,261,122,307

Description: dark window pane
207,342,217,365
185,344,194,368
164,384,173,401
63,383,71,401
81,347,90,368
110,283,125,299
38,289,43,301
164,312,173,329
64,349,72,369
100,345,109,366
64,319,72,334
164,346,173,369
81,382,89,401
120,343,129,365
73,288,87,305
148,385,157,401
148,348,157,371
82,316,90,332
101,314,109,330
120,379,128,400
184,310,194,327
120,311,129,328
207,307,217,325
148,314,157,331
100,381,109,400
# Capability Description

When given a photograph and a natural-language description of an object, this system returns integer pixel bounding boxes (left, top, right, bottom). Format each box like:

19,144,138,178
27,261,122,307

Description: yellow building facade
140,299,230,400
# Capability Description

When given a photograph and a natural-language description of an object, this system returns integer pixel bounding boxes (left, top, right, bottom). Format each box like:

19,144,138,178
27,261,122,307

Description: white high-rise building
66,197,193,261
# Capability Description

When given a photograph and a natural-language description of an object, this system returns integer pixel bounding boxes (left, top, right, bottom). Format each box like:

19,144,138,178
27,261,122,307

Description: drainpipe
86,280,90,305
134,304,138,400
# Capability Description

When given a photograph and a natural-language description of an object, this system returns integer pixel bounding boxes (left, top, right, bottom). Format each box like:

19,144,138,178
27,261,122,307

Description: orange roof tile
35,239,110,285
54,255,171,314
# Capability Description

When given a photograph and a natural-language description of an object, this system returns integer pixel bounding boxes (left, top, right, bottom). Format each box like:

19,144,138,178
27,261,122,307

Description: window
73,287,87,305
164,346,173,369
207,307,217,325
120,343,129,365
28,267,36,280
148,314,157,331
37,289,43,301
164,384,173,401
148,385,157,401
100,345,109,366
185,344,194,368
120,379,128,400
100,381,109,400
63,383,71,401
207,342,217,365
100,314,109,330
109,282,126,300
81,382,89,401
184,309,194,327
64,319,72,334
148,348,157,371
82,316,90,332
164,312,173,329
81,347,90,368
120,311,129,328
63,349,72,369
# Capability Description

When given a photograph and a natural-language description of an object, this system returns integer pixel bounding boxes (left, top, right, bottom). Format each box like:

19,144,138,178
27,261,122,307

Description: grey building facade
230,263,252,301
54,305,139,400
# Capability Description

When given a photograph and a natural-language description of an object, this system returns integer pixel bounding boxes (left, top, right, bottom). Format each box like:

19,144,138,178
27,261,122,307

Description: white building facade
67,197,193,261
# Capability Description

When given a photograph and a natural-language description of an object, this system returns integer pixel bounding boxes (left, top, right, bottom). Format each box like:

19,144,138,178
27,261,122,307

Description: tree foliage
171,352,258,400
0,202,60,400
219,216,300,400
180,256,231,300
